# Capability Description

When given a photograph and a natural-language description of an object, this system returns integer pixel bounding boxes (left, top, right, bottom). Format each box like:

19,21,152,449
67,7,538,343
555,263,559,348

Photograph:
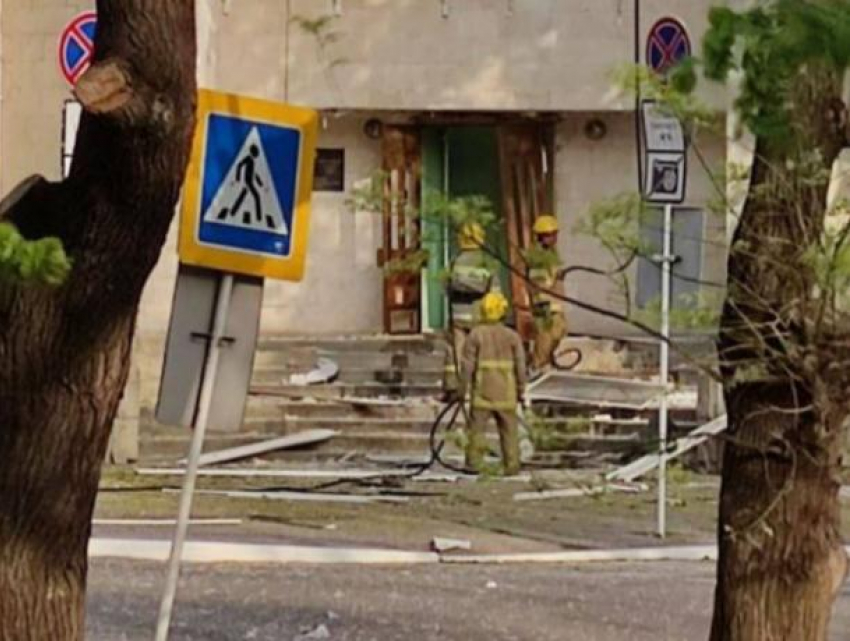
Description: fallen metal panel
606,415,727,482
526,372,666,409
189,489,408,504
180,429,337,467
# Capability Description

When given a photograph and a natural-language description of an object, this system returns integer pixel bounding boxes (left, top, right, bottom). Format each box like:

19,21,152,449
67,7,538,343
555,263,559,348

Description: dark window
313,148,345,192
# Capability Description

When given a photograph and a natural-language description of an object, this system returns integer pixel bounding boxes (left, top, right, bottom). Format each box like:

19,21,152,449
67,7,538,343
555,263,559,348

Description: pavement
86,466,850,640
86,559,850,641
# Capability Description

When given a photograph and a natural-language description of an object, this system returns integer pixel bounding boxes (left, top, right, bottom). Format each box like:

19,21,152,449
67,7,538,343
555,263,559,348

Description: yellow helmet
533,215,559,235
458,222,485,250
480,291,509,323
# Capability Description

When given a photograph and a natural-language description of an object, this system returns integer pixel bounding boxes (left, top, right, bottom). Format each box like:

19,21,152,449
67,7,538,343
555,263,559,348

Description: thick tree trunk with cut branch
0,1,195,638
711,68,849,640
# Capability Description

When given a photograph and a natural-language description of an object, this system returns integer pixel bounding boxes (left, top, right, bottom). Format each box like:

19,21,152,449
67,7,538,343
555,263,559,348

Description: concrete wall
555,111,727,337
287,0,727,111
1,1,90,192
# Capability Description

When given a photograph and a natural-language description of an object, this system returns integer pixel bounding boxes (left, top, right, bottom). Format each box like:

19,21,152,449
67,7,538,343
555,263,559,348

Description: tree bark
710,384,847,640
0,1,196,638
711,67,849,640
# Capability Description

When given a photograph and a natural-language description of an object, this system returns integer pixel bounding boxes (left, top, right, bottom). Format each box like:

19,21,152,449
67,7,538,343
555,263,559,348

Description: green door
421,126,507,332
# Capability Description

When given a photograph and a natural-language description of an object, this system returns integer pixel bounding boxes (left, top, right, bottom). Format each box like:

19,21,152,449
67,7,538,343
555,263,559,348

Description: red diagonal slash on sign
67,25,94,80
59,12,98,86
650,30,686,70
646,17,691,76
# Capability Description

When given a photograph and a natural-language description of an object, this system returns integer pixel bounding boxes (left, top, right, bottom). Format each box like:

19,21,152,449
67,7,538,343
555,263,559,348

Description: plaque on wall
313,148,345,192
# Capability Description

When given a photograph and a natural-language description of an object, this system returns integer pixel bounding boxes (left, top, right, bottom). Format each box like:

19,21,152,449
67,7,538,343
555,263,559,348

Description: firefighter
460,291,526,476
443,222,498,398
528,214,567,371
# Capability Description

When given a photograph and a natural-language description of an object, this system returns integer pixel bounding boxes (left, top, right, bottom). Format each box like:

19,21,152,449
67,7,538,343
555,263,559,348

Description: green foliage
420,191,497,232
0,223,71,286
573,192,648,257
345,170,387,214
634,290,724,333
702,1,850,146
611,64,717,134
521,244,562,271
348,172,499,275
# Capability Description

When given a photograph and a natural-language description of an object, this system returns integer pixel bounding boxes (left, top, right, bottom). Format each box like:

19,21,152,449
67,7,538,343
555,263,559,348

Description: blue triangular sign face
202,126,289,236
197,114,302,258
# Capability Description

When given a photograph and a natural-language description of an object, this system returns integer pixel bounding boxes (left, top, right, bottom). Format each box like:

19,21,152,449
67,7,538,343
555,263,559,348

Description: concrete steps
139,334,705,466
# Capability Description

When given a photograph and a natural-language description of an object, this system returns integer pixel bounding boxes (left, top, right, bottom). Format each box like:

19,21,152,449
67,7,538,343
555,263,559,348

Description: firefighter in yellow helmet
443,222,499,398
460,291,527,476
527,215,567,371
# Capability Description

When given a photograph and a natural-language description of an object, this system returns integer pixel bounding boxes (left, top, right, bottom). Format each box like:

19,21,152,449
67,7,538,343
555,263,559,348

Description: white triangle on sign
202,126,289,236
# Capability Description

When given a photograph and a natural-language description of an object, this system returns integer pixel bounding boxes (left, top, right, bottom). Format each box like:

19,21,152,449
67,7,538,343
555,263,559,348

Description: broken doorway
420,122,554,339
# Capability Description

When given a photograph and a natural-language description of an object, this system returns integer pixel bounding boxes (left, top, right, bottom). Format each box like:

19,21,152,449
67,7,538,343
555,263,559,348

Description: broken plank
137,467,467,483
606,415,727,482
183,489,410,504
513,482,648,502
180,430,337,467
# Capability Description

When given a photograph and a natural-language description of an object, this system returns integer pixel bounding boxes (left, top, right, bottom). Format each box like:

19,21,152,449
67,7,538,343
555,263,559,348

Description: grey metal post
658,204,672,538
155,272,235,641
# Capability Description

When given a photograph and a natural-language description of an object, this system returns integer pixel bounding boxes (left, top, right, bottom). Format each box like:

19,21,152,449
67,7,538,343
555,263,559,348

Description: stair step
251,367,442,386
250,382,442,400
244,416,451,435
243,398,442,421
253,349,444,368
256,335,439,353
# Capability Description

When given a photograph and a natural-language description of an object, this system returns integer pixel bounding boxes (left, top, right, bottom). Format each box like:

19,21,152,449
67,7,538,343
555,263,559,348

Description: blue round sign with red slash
646,17,691,76
58,11,98,86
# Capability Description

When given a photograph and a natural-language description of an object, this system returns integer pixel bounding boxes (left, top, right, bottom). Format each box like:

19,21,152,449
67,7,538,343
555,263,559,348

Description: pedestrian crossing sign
179,90,318,281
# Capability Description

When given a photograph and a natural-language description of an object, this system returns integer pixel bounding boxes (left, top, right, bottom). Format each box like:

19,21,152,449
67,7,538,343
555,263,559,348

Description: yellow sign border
179,89,318,281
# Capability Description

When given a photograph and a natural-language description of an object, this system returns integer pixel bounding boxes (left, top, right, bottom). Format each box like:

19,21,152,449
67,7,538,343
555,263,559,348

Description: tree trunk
710,384,847,640
711,66,849,640
0,1,196,638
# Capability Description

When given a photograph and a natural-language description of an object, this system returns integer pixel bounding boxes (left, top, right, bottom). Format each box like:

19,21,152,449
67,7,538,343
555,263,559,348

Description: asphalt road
86,559,850,641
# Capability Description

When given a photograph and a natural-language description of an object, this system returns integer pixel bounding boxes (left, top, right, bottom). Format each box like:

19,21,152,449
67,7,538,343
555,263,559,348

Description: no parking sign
58,11,97,86
646,17,691,76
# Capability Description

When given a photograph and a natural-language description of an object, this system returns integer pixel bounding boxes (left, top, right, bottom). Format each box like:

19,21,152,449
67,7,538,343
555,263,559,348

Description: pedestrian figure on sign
218,144,265,226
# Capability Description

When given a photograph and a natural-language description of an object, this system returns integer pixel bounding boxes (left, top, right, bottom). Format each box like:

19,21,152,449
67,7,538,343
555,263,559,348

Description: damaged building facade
0,0,734,430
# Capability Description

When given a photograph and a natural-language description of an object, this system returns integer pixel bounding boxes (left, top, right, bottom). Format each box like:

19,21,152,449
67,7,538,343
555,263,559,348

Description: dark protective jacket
461,322,527,411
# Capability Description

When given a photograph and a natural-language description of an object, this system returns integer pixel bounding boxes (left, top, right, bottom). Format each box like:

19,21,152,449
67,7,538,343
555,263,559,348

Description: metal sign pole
155,273,234,641
657,204,673,538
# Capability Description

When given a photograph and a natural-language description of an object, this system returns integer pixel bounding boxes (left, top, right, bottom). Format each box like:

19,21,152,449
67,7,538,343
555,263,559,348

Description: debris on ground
288,358,339,386
183,489,410,504
513,482,648,502
431,537,472,553
180,430,337,467
606,415,727,482
296,623,331,640
137,467,467,483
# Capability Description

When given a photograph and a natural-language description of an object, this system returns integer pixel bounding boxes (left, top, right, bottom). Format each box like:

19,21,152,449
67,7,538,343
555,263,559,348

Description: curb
441,545,718,564
89,538,439,565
